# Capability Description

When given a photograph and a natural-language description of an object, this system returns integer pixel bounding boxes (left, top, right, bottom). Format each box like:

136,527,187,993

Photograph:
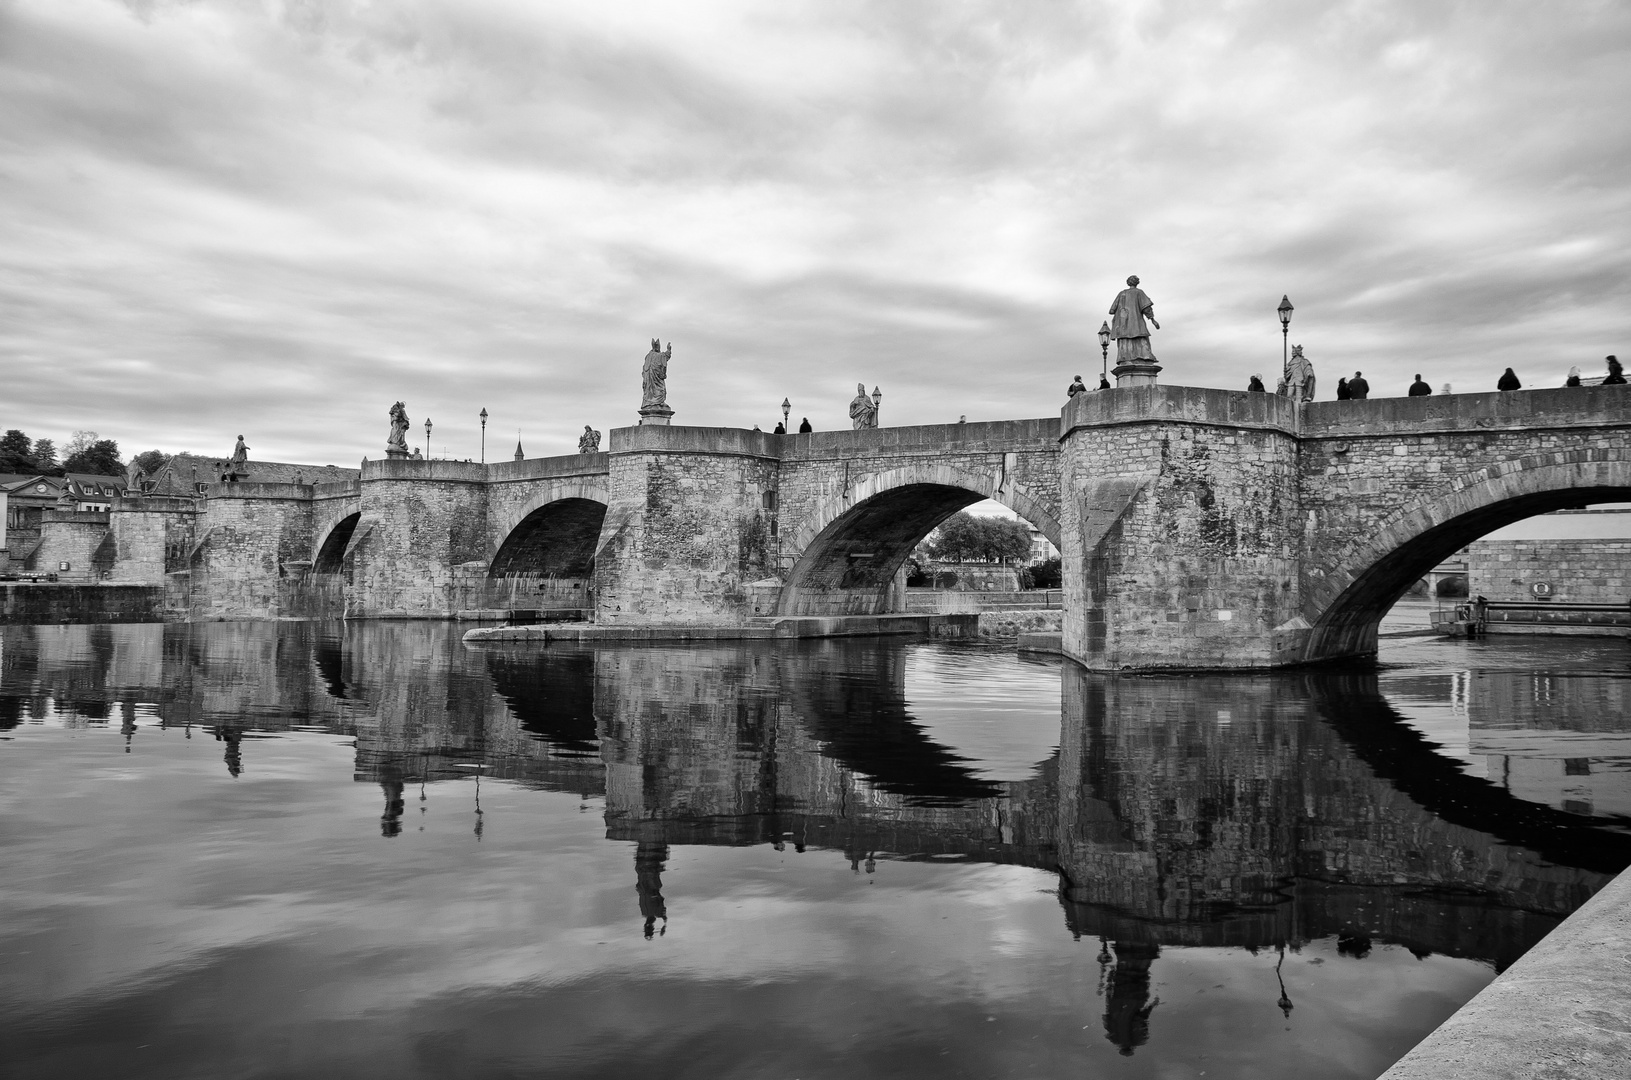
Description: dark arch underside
314,513,360,574
779,483,1024,617
489,498,607,578
1308,486,1631,661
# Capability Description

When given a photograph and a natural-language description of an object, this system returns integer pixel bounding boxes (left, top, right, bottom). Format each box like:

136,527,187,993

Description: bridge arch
1302,450,1631,662
487,479,611,579
778,463,1061,617
312,511,362,574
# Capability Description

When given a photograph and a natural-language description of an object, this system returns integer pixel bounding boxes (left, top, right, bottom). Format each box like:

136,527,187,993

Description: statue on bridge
1108,275,1160,363
850,383,881,429
1107,275,1162,386
578,425,602,453
638,340,675,425
1276,344,1316,401
225,435,250,480
386,401,411,458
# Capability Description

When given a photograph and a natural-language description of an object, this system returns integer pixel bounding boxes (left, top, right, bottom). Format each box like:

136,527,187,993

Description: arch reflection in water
3,622,1630,1074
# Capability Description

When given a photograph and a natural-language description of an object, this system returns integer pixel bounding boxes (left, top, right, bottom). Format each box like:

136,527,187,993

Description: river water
1,623,1628,1080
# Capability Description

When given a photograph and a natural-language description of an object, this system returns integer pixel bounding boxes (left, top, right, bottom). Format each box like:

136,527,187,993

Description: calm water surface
1,624,1629,1080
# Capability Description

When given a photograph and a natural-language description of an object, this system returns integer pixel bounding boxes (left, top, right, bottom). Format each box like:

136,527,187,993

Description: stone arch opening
778,483,1051,617
1303,455,1631,662
313,512,361,575
486,497,608,614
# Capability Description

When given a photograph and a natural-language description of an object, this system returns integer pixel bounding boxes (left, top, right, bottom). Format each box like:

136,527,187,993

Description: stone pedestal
1112,360,1162,387
638,404,674,426
385,446,411,459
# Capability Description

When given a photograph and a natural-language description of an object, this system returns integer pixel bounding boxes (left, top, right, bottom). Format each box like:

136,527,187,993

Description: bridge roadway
8,621,1623,974
90,381,1631,668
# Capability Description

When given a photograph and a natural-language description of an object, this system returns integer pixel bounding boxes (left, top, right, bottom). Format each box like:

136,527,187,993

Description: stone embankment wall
0,583,163,623
1468,537,1631,604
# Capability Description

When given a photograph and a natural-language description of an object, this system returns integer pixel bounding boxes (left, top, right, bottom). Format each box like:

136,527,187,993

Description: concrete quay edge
1378,860,1631,1080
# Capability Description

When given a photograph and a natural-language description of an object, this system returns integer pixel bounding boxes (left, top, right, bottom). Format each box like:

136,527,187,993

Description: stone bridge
94,382,1631,668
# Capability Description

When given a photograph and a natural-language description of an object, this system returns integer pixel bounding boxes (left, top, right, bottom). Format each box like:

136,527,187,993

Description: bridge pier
1060,388,1305,670
594,426,780,625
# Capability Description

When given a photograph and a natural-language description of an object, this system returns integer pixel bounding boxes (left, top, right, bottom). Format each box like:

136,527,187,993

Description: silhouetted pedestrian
1098,374,1111,390
1336,377,1351,400
1348,372,1370,399
798,417,812,433
773,421,785,434
1067,375,1088,397
1605,356,1626,385
1247,374,1265,392
1497,367,1521,391
1408,374,1431,396
1565,366,1582,387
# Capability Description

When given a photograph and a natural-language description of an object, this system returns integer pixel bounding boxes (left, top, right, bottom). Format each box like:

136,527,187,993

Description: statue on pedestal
1276,345,1317,401
123,461,145,496
227,435,250,477
386,402,411,457
1108,275,1163,386
849,383,880,429
638,340,675,425
578,425,602,453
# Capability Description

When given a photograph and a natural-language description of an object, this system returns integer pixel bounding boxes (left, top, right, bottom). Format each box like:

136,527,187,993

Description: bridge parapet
1301,384,1631,438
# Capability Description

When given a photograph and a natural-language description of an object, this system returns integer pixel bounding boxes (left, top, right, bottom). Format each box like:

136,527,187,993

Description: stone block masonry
1469,537,1631,605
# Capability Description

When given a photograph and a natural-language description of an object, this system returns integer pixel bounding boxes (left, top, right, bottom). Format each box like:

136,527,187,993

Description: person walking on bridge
1605,356,1626,384
1348,371,1370,399
1336,377,1351,400
1565,366,1583,387
1247,374,1266,392
1408,375,1432,396
798,417,812,433
1067,375,1088,397
1497,367,1522,391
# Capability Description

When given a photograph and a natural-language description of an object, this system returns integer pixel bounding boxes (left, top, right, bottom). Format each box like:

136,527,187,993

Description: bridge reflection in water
3,622,1628,1063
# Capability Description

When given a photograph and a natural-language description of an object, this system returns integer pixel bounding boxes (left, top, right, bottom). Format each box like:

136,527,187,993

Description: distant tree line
0,428,169,478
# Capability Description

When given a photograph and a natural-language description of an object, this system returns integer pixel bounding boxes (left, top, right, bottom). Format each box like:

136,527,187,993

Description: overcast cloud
2,0,1628,465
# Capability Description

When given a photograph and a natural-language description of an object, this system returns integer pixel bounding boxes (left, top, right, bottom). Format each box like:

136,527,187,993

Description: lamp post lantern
479,408,488,463
1277,295,1294,386
1097,321,1111,381
871,386,882,426
781,397,790,432
424,417,433,460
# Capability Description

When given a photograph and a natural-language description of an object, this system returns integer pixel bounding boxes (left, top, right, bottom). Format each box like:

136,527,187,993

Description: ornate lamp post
871,386,882,426
781,397,791,431
1277,295,1294,386
479,408,488,463
1097,321,1111,382
424,417,433,459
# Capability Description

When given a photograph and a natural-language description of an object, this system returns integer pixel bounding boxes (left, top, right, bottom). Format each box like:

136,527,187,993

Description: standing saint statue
226,435,250,479
578,425,602,453
641,339,672,408
1108,275,1160,364
849,383,879,429
386,401,411,456
1275,344,1317,402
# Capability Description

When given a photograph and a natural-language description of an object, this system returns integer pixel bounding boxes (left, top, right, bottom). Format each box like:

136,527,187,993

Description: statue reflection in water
43,623,1625,1061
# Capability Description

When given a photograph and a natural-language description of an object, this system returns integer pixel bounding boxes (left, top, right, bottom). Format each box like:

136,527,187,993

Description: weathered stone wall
108,497,198,583
1060,388,1303,669
1468,538,1631,604
32,511,115,582
190,484,315,619
350,460,489,618
596,427,779,625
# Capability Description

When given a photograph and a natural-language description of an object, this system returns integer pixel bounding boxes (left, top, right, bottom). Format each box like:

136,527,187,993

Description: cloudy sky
2,0,1628,466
